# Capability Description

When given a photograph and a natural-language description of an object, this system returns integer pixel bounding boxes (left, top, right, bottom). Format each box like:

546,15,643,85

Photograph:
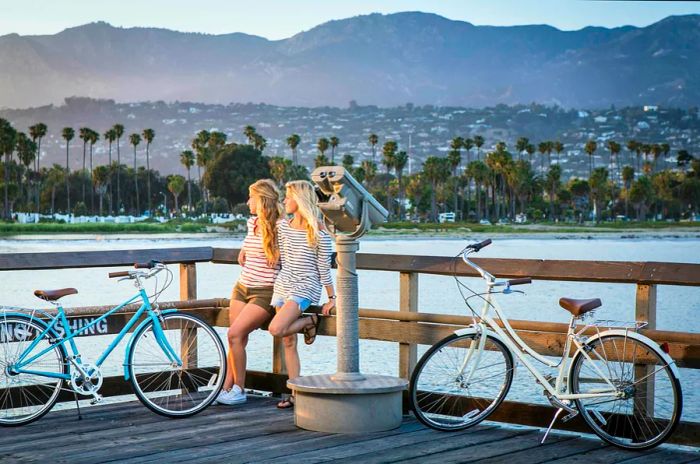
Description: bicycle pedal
90,394,103,405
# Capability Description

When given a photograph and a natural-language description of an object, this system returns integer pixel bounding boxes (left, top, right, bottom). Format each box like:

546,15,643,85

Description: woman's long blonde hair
249,179,283,265
286,180,322,247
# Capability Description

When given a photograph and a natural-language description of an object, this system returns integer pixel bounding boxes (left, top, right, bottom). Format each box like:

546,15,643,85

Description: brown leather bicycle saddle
34,288,78,301
559,297,601,317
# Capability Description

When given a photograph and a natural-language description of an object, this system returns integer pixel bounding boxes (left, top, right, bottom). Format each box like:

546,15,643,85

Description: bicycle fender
123,310,178,380
575,329,680,378
0,312,69,359
454,326,510,346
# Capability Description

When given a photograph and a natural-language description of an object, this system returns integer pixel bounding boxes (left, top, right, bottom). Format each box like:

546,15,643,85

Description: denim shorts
271,294,312,312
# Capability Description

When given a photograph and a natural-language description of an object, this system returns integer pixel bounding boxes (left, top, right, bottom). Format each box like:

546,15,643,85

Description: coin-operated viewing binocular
311,166,388,238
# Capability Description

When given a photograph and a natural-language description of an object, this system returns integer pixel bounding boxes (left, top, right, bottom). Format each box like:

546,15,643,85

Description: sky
1,0,699,38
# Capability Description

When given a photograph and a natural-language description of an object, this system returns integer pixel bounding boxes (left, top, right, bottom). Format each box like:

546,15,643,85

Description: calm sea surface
1,235,698,418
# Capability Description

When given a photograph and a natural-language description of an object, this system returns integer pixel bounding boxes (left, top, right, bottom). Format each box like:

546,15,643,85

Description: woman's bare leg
227,303,271,390
223,300,246,390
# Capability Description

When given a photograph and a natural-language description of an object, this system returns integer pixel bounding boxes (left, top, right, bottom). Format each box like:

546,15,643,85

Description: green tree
589,167,609,223
16,132,36,209
629,176,654,220
129,133,141,214
180,150,195,213
88,129,99,213
584,140,597,178
203,144,271,206
317,137,330,161
553,141,564,165
269,156,291,188
61,127,75,213
621,165,635,218
394,151,408,220
342,154,354,171
286,134,301,165
104,128,117,214
167,175,186,212
314,153,330,168
92,165,110,216
243,125,257,145
329,136,340,164
545,165,562,221
29,122,47,213
79,127,91,205
368,133,378,162
422,156,450,222
473,135,484,161
142,128,155,213
112,123,125,211
467,160,489,221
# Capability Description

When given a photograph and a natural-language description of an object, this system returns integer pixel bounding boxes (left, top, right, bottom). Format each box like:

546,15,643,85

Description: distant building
644,105,659,112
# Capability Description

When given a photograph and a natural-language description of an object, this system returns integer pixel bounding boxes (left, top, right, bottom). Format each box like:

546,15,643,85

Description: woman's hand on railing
238,249,246,266
321,299,335,316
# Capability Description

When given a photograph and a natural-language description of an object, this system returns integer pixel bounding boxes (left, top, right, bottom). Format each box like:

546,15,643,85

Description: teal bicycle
0,260,226,426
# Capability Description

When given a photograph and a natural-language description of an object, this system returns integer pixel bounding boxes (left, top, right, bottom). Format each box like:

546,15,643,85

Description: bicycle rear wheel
0,315,66,426
570,333,682,450
410,331,514,431
128,312,226,418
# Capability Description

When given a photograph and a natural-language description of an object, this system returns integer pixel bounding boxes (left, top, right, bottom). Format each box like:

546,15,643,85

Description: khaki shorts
231,283,275,317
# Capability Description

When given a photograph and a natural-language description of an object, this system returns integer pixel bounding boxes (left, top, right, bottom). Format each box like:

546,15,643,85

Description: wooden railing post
179,263,198,389
635,283,657,416
399,272,418,380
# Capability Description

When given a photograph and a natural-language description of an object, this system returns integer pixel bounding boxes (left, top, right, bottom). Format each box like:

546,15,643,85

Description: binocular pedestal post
287,235,407,433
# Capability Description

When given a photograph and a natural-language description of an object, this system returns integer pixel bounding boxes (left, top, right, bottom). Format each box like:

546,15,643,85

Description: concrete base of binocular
287,167,407,433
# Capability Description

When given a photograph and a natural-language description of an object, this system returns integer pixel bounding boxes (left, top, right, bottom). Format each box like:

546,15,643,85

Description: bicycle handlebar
134,260,160,269
507,277,532,286
108,271,130,278
468,239,491,252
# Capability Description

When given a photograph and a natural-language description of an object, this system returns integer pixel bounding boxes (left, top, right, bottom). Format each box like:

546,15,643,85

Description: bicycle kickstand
73,391,82,421
541,408,563,444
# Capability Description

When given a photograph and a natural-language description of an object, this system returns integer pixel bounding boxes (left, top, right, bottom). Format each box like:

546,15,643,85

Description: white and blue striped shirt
273,218,333,304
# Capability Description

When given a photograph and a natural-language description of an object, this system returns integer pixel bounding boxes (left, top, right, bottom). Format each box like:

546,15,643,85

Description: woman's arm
317,231,335,315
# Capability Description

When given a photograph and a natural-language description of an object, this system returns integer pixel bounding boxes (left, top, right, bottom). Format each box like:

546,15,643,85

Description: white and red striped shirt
238,217,280,288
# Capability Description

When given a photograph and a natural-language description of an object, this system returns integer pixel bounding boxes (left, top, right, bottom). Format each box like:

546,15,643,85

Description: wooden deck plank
1,397,697,464
256,425,498,464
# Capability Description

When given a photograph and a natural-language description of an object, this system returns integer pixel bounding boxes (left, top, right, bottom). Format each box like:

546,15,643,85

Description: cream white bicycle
409,239,682,450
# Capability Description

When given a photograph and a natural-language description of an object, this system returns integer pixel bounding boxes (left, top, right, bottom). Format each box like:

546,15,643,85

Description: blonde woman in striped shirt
216,179,283,406
268,180,335,409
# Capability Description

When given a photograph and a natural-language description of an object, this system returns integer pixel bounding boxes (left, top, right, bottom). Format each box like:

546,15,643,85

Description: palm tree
268,156,291,188
142,128,155,213
45,164,65,214
545,165,561,221
626,139,639,175
525,143,535,164
16,132,36,209
368,133,378,162
447,139,462,215
129,133,141,214
286,134,301,165
61,127,75,213
553,141,564,165
515,137,529,161
92,165,109,216
88,129,99,213
112,124,125,211
314,153,330,168
584,140,597,178
167,175,186,212
361,160,377,186
422,156,450,222
180,150,195,213
192,129,210,190
342,154,354,171
253,133,267,152
589,167,609,223
243,125,257,145
29,122,47,213
394,151,408,220
317,138,329,161
382,140,398,215
537,142,548,174
79,127,91,205
621,165,635,219
606,140,621,192
329,136,340,164
104,128,116,214
473,135,484,161
651,144,662,173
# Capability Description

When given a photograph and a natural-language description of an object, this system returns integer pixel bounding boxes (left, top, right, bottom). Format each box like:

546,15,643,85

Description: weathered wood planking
0,247,213,270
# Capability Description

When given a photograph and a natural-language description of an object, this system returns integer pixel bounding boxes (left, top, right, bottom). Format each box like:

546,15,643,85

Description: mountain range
1,12,699,109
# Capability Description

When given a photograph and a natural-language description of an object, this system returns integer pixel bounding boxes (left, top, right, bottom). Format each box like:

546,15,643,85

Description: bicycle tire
0,314,67,426
570,333,682,450
410,331,514,431
127,312,226,418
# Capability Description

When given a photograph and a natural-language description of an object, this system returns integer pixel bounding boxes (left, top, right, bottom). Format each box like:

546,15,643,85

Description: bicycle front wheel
128,312,226,418
0,315,66,426
410,331,514,431
570,333,682,450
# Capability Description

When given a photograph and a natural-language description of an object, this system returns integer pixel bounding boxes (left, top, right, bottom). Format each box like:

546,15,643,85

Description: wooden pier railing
1,246,699,446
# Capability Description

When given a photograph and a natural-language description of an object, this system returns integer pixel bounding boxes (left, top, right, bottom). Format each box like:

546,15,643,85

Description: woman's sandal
303,313,320,345
277,395,295,409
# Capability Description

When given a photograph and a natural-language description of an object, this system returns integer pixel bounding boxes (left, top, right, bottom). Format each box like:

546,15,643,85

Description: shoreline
1,228,700,242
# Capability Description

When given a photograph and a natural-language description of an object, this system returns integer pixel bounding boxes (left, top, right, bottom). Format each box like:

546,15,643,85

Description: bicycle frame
11,288,182,381
459,253,620,403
